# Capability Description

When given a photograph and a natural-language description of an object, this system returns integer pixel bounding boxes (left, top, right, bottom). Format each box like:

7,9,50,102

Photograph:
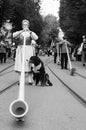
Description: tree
0,0,44,38
40,14,59,47
59,0,86,45
0,0,14,27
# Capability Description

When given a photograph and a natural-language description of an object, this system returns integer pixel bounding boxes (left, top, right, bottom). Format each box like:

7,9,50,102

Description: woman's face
22,22,29,30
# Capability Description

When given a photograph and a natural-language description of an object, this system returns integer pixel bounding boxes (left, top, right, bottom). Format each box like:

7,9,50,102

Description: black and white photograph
0,0,86,129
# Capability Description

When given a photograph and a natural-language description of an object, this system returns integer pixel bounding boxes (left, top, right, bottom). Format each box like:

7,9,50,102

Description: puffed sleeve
30,31,38,40
13,30,23,38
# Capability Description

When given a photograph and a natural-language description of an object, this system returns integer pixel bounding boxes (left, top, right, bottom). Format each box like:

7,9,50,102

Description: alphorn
65,42,76,76
9,30,28,121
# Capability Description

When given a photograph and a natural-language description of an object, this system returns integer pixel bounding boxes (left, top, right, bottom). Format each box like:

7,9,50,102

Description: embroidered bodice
13,30,38,46
19,31,32,45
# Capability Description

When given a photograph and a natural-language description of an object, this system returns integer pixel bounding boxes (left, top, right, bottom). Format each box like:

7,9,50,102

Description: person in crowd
78,35,86,65
11,42,16,61
51,39,57,63
47,48,51,57
13,19,38,85
0,41,6,63
59,36,71,69
55,39,61,65
81,35,86,66
71,48,76,61
52,44,57,63
7,44,11,58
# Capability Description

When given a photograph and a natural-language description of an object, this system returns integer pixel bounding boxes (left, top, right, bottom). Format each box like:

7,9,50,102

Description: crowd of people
0,20,15,63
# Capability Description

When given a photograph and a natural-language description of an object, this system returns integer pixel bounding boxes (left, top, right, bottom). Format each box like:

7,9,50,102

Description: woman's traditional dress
13,30,38,72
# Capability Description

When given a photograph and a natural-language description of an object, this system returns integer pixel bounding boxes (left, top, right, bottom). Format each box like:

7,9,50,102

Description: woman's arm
13,30,24,38
30,31,38,40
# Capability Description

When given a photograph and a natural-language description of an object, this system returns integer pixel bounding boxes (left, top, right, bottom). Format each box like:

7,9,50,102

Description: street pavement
72,60,86,77
0,56,86,130
0,58,14,72
48,60,86,101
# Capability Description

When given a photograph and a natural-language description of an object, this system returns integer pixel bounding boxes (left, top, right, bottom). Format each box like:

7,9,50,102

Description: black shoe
48,82,53,86
18,82,20,85
46,80,53,86
28,82,33,85
61,67,63,69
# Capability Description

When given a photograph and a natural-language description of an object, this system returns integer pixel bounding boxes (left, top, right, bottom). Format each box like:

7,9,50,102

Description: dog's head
28,59,34,71
29,59,40,73
29,62,35,72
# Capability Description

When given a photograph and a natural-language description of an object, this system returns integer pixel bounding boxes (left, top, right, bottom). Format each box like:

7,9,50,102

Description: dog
29,56,52,86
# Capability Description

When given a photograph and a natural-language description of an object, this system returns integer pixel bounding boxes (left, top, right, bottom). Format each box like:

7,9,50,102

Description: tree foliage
40,15,59,47
0,0,44,40
59,0,86,45
0,0,14,26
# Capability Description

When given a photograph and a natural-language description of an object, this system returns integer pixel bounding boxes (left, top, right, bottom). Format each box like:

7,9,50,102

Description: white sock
28,73,33,83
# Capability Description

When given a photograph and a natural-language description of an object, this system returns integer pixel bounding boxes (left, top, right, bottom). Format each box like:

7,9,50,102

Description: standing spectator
13,19,38,85
78,35,86,65
0,41,6,63
81,35,86,66
47,48,51,57
11,43,16,61
59,37,71,69
55,39,61,65
52,45,57,63
7,44,11,58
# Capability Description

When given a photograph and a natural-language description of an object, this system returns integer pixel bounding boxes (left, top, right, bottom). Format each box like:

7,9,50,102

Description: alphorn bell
9,30,28,121
65,43,76,76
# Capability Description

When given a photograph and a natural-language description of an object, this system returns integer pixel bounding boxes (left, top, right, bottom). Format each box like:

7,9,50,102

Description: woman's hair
22,19,30,26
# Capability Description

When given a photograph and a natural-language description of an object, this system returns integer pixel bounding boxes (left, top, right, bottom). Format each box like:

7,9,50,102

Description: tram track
66,67,86,79
0,63,14,74
0,70,14,77
0,57,51,96
0,56,86,109
64,67,86,79
75,71,86,79
0,63,18,95
0,64,14,77
47,64,86,108
0,81,19,95
54,59,86,80
45,57,86,80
